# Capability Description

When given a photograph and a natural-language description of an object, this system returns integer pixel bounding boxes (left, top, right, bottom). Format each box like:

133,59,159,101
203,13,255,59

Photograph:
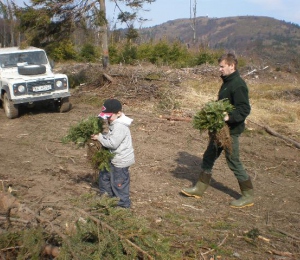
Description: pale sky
15,0,300,28
106,0,300,28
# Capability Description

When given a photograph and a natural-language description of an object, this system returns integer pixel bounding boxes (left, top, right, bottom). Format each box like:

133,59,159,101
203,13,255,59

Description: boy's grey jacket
98,113,135,168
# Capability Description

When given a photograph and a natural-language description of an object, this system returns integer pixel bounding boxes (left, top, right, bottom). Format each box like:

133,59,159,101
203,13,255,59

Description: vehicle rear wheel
59,97,71,113
3,93,19,119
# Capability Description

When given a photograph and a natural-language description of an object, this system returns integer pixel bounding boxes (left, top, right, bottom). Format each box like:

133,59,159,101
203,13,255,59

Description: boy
91,98,135,208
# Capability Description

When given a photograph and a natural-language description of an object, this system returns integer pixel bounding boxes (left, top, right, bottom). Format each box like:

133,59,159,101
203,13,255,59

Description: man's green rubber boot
181,171,211,199
230,190,254,208
181,181,209,199
230,179,254,208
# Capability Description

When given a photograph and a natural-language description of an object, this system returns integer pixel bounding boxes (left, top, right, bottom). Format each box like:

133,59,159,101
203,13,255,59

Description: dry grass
180,78,219,113
248,82,300,138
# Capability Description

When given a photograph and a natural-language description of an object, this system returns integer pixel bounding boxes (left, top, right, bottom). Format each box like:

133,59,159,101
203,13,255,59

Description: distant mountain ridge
139,16,300,68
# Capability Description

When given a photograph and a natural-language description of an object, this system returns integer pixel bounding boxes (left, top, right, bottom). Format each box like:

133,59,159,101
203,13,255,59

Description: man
181,53,253,208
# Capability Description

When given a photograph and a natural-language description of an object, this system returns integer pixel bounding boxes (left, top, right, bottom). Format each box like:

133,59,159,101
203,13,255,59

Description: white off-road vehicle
0,46,71,119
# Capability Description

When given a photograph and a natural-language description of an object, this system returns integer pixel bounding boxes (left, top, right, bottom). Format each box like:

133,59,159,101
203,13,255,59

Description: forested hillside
139,16,300,70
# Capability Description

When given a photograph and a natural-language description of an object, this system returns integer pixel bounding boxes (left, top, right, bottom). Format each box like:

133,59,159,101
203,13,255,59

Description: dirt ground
0,64,299,260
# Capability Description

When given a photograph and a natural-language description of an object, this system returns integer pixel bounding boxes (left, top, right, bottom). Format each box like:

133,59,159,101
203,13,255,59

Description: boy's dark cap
98,99,122,119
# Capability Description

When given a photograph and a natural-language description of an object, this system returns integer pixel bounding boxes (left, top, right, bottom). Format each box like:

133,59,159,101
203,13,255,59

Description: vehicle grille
27,80,54,94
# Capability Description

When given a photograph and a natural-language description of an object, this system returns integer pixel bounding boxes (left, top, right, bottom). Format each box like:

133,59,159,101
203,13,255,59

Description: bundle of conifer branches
193,99,234,152
62,116,114,171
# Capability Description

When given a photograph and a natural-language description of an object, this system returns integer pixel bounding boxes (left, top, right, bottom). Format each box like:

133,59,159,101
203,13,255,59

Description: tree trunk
99,0,109,69
7,1,15,46
190,0,197,44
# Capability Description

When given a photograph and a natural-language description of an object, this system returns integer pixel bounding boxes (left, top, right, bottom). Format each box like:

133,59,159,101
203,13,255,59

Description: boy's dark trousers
99,164,131,208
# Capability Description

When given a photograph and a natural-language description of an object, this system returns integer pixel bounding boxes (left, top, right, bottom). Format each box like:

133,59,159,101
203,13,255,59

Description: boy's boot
230,178,254,208
181,170,211,199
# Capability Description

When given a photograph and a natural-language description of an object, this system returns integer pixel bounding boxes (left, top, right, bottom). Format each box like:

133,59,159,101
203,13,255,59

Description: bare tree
190,0,197,44
6,0,15,46
0,0,16,47
99,0,109,68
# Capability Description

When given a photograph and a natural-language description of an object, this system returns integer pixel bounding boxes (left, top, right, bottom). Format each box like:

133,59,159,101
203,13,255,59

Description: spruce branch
193,99,234,133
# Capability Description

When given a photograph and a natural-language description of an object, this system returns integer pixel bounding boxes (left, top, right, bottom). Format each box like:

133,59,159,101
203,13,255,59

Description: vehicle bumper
12,92,71,104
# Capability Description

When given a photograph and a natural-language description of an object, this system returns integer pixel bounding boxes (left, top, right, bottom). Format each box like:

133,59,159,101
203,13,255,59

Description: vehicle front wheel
58,97,71,113
3,93,19,119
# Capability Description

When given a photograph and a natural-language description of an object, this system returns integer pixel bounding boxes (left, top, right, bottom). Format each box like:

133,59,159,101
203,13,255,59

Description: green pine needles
91,148,115,172
62,116,104,147
193,99,234,133
62,116,114,172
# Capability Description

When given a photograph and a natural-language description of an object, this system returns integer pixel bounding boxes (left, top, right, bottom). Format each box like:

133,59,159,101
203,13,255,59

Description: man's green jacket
218,70,251,135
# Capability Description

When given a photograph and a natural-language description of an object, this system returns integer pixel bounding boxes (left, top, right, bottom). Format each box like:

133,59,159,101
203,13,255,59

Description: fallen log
103,72,114,83
248,119,300,149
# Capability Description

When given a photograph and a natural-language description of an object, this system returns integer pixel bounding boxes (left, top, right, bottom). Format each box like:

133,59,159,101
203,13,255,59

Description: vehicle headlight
18,85,26,93
56,80,63,88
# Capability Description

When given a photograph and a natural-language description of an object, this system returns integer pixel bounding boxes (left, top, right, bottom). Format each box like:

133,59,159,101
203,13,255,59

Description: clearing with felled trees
0,62,299,260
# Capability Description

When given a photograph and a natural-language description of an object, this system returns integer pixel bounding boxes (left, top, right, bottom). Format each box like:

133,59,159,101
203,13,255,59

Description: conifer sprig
62,116,103,147
92,149,115,171
193,99,234,133
62,116,114,171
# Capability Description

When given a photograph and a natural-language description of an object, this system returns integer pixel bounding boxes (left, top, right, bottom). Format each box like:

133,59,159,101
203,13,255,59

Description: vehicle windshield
0,51,48,68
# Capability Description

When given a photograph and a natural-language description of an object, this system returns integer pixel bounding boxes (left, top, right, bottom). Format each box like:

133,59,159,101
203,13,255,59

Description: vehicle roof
0,46,44,54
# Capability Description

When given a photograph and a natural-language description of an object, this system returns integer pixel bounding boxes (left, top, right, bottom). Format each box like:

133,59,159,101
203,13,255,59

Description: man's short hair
218,53,238,69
